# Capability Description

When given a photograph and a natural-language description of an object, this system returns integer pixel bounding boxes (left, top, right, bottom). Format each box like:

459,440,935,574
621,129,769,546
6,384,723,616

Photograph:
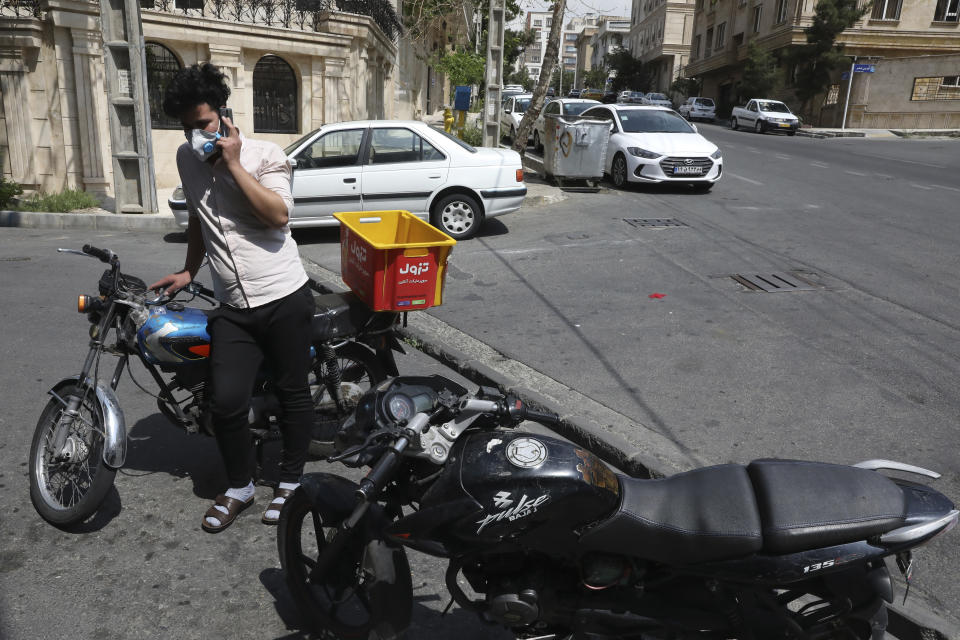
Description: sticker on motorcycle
575,449,620,495
506,437,547,469
476,492,549,534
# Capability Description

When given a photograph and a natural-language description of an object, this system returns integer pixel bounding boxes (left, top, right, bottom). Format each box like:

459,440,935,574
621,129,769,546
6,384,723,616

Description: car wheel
431,192,482,241
754,120,765,134
533,130,542,152
611,153,628,189
730,117,738,131
787,131,796,137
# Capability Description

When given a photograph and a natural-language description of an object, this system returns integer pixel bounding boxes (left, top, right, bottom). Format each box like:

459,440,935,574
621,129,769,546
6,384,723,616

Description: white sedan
169,120,526,240
532,98,600,151
580,105,723,191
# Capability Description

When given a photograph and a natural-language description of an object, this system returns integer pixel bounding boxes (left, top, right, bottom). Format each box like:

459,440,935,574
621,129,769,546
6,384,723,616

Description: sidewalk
797,127,960,139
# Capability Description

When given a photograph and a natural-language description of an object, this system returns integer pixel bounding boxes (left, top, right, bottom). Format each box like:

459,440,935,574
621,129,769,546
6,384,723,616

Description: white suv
679,97,716,122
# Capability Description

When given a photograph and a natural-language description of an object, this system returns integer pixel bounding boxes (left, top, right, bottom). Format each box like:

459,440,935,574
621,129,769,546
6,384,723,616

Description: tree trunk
511,0,565,156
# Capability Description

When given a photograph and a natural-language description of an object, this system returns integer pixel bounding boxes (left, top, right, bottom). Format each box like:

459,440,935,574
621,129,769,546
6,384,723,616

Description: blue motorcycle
29,244,400,527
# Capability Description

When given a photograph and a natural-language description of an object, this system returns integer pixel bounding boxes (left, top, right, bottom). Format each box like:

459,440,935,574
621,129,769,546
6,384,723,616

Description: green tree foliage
549,68,575,93
605,47,651,92
791,0,869,115
670,75,701,100
738,40,779,101
505,28,536,78
582,66,609,91
435,48,485,86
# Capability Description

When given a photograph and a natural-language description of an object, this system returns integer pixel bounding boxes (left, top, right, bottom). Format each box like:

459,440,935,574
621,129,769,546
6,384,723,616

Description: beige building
589,16,631,71
575,25,599,86
0,0,451,201
684,0,960,122
629,0,696,93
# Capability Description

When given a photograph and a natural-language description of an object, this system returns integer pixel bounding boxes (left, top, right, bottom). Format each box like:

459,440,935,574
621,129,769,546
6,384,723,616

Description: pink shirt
177,133,307,308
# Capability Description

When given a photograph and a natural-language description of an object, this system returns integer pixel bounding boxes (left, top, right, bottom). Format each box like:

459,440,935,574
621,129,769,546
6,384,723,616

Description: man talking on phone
150,63,314,533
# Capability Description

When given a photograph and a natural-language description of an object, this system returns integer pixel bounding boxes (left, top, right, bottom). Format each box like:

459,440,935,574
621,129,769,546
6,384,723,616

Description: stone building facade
0,0,446,200
683,0,960,122
629,0,696,93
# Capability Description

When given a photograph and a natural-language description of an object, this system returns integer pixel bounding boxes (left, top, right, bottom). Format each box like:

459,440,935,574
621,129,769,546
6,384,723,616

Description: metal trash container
543,114,611,186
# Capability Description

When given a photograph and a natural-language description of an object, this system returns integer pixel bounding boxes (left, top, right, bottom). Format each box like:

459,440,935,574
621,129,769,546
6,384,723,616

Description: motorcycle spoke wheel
278,489,410,639
29,383,117,527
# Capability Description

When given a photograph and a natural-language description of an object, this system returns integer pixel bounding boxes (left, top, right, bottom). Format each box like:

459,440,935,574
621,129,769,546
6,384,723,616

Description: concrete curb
301,256,698,479
302,255,960,640
0,208,180,231
797,129,866,139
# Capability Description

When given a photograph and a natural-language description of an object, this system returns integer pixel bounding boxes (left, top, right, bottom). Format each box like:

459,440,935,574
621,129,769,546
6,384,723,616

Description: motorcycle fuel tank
412,432,621,553
136,305,210,365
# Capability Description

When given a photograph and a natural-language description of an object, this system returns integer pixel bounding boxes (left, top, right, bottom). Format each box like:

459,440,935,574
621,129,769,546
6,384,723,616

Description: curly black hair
162,63,231,120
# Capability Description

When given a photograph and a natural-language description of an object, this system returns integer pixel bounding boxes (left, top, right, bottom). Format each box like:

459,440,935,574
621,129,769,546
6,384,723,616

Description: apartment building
521,11,555,80
684,0,960,123
576,26,601,86
629,0,697,93
590,16,632,71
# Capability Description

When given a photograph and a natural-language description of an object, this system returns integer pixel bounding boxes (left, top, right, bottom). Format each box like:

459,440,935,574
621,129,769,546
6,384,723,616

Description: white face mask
185,120,222,161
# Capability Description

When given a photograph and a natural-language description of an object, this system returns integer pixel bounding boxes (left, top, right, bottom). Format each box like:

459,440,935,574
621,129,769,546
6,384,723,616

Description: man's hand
148,270,193,297
217,115,242,168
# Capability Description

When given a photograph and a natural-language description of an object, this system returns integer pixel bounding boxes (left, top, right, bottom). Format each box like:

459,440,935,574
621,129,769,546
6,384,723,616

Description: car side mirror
690,124,698,133
289,157,299,169
610,123,616,133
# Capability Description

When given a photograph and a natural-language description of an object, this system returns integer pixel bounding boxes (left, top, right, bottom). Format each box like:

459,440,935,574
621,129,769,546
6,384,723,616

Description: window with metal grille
911,76,960,100
145,42,182,129
775,0,788,22
253,55,298,133
716,22,726,48
824,84,840,105
934,0,959,20
871,0,901,19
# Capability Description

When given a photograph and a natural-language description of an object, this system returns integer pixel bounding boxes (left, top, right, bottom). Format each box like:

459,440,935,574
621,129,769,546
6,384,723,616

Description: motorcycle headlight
711,149,723,159
627,147,660,159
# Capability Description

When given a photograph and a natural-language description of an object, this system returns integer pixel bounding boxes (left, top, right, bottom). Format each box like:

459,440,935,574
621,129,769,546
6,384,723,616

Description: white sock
205,481,254,528
264,481,300,521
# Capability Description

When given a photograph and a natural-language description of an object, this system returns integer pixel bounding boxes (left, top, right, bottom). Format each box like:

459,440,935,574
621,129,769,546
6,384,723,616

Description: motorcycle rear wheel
29,382,117,527
309,342,386,457
278,488,411,639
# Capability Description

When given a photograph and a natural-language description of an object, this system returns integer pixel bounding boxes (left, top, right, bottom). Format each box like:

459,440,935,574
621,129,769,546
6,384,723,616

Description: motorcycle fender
50,376,126,469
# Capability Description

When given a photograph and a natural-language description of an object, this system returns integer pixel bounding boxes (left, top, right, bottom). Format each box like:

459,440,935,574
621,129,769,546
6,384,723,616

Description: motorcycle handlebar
463,395,561,427
82,244,116,264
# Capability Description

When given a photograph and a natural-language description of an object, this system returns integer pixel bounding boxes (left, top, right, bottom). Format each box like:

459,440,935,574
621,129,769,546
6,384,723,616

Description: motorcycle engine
487,589,539,626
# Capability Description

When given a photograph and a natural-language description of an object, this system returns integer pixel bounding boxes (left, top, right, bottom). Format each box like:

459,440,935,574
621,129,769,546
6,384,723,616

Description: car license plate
673,166,702,175
778,123,791,128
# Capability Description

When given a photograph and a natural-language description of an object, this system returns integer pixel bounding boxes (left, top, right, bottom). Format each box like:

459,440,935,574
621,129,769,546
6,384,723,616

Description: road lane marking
909,183,933,190
875,173,893,179
852,153,946,169
811,161,830,168
776,154,791,160
932,184,960,192
844,170,868,176
727,173,763,186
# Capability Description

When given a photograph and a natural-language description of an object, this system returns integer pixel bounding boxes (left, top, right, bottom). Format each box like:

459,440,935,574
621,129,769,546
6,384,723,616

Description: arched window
253,55,298,133
145,42,182,129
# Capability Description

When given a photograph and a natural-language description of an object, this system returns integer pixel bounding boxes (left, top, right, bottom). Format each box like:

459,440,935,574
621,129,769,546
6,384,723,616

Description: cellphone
219,107,233,136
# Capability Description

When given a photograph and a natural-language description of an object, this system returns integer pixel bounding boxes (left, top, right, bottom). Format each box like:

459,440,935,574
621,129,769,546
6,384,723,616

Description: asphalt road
2,128,958,637
299,127,960,626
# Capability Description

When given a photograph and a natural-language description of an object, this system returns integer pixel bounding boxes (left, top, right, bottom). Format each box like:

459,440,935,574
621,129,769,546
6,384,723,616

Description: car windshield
618,109,694,133
758,101,791,113
647,93,668,101
284,130,318,155
515,98,532,113
696,98,715,107
563,102,594,116
631,92,645,98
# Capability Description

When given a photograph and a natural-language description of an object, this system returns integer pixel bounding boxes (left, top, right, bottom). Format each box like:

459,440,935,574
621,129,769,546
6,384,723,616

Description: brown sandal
201,494,254,533
261,487,296,525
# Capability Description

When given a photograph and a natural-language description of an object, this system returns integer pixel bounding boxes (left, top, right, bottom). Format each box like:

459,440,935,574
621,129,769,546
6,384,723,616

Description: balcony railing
1,0,43,18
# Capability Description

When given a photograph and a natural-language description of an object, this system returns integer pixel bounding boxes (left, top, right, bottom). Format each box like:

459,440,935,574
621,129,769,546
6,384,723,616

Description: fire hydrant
443,107,455,133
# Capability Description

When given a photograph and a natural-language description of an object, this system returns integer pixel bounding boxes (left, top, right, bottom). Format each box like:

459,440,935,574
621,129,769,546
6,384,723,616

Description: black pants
208,283,315,487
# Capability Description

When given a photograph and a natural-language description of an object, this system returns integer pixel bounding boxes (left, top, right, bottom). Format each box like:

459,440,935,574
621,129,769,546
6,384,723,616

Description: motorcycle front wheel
29,382,117,527
309,342,386,457
278,488,412,639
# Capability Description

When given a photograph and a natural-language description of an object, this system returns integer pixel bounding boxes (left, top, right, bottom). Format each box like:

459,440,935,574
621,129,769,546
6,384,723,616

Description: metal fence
0,0,43,18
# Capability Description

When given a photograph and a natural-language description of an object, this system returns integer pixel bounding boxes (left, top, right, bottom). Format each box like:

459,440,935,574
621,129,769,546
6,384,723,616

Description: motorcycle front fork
49,308,124,458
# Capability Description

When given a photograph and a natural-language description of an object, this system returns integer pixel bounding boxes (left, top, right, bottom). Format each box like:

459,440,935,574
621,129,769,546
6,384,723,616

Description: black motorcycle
29,244,402,527
278,375,958,639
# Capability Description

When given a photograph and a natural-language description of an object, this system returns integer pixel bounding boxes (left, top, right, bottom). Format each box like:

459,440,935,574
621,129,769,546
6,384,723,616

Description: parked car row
169,120,526,240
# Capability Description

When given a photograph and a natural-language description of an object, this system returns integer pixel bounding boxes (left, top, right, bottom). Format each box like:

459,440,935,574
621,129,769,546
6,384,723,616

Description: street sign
853,64,876,73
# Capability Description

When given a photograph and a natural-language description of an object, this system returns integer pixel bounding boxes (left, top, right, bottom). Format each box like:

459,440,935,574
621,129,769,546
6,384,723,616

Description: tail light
516,169,524,182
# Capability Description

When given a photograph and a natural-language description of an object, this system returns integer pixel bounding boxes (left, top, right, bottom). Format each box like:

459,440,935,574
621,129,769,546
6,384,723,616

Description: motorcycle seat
747,459,906,554
311,291,392,342
579,464,764,564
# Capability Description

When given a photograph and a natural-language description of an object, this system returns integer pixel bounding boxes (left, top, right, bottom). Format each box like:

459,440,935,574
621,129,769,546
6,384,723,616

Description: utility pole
841,56,856,130
482,0,506,147
98,0,158,213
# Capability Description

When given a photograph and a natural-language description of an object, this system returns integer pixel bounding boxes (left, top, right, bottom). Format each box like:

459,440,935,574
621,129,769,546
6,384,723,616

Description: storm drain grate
731,272,818,292
624,218,688,228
